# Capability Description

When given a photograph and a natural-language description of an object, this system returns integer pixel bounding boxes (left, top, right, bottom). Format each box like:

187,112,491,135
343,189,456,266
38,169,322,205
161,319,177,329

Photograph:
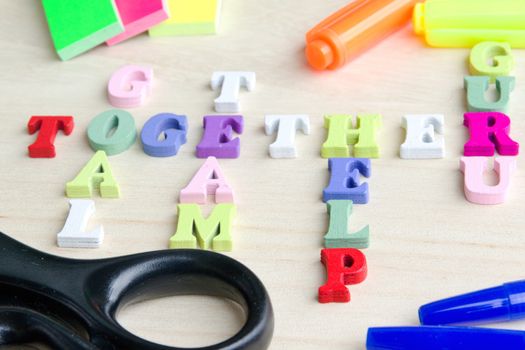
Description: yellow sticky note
149,0,221,36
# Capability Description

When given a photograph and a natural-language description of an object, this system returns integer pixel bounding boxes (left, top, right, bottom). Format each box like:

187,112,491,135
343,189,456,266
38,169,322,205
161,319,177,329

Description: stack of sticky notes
107,0,170,46
150,0,222,36
42,0,124,60
41,0,222,61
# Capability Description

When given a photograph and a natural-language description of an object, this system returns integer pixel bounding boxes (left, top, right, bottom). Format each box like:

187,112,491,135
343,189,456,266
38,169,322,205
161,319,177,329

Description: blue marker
367,326,525,350
366,280,525,349
420,279,525,325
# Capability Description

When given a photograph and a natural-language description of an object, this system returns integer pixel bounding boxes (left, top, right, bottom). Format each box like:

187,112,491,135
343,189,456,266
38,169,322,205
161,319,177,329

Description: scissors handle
0,307,98,350
0,232,274,350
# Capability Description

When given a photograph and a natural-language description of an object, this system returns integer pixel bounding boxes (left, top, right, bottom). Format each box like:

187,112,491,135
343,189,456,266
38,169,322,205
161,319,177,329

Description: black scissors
0,232,274,349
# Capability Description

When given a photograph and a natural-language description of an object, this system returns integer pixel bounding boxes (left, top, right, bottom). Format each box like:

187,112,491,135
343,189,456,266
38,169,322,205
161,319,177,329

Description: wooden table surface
2,1,525,349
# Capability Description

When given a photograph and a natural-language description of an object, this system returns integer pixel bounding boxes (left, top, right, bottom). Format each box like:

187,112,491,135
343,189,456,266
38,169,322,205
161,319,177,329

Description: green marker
42,0,124,60
414,0,525,47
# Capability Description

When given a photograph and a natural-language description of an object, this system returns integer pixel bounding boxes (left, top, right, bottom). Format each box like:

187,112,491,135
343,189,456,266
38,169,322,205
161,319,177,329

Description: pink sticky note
460,156,516,205
107,0,169,46
180,157,234,204
108,65,153,108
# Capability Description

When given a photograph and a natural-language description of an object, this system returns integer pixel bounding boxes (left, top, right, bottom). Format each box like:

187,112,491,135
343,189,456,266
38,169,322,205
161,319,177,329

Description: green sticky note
42,0,124,60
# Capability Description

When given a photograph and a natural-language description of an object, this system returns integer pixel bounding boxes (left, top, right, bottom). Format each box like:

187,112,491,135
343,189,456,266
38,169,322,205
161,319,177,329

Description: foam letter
469,42,514,82
322,114,382,158
265,114,310,158
141,113,187,157
464,76,515,113
400,114,445,159
211,72,256,113
180,157,234,204
318,248,367,303
460,157,516,205
170,203,236,251
107,65,153,108
324,200,369,249
323,158,371,204
66,151,120,198
57,200,104,248
27,116,74,158
464,112,519,156
196,115,243,158
87,109,137,155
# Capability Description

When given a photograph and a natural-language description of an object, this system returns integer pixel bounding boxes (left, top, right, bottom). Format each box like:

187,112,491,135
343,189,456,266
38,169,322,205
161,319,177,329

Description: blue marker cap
366,326,525,350
419,280,525,325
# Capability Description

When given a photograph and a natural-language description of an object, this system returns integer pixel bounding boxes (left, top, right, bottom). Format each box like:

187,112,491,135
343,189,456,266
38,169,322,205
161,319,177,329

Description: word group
26,42,520,302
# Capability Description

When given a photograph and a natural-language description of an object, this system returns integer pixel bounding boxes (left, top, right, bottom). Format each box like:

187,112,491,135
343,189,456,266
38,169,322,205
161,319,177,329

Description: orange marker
305,0,421,70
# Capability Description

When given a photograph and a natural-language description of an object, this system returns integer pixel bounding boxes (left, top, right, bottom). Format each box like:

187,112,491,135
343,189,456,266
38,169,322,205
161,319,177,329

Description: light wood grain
1,1,525,349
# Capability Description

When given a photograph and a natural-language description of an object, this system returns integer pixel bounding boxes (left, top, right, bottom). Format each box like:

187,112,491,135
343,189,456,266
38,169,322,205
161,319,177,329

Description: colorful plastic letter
464,112,519,156
41,0,124,60
322,115,351,157
149,0,222,36
469,42,515,82
196,115,244,158
107,0,169,45
211,72,256,113
141,113,187,157
318,248,367,303
324,200,369,249
460,157,516,205
107,65,153,108
322,114,382,158
57,200,104,248
400,114,445,159
87,109,137,156
265,115,310,158
170,203,236,251
180,157,234,204
323,158,371,204
464,76,515,113
27,116,74,158
66,151,120,198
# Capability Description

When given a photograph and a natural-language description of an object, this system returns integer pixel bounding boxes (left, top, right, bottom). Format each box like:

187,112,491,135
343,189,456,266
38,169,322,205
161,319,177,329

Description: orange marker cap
306,40,335,71
306,0,422,70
